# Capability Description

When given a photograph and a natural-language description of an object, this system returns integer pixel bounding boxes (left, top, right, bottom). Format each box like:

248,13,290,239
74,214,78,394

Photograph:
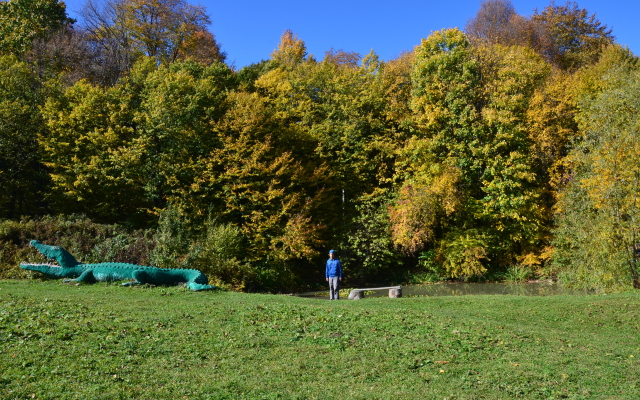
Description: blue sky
63,0,640,69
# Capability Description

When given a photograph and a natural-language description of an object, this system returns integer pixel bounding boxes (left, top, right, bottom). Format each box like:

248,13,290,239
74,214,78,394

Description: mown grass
1,280,639,399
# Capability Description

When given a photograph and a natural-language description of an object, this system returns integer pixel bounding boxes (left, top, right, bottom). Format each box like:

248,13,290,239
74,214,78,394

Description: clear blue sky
63,0,640,69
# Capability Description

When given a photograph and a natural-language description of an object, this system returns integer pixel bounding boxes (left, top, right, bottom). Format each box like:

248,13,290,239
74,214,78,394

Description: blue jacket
326,258,343,279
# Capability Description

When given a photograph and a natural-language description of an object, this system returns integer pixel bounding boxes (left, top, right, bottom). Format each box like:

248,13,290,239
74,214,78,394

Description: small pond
296,281,592,299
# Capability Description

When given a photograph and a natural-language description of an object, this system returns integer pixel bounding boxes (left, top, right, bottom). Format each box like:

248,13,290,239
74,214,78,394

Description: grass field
1,280,639,399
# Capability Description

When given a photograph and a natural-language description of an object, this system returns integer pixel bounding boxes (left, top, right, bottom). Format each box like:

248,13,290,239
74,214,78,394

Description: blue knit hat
329,249,335,253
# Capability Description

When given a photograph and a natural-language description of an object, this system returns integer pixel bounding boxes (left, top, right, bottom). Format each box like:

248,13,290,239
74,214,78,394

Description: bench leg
389,288,402,298
348,290,364,300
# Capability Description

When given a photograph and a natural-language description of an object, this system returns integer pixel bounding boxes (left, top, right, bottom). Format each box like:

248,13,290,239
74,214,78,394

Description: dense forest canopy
0,0,638,292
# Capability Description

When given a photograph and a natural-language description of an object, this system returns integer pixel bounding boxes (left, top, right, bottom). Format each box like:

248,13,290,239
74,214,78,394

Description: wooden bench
348,286,402,300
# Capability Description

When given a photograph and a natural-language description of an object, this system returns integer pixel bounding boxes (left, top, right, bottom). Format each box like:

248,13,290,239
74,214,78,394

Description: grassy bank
1,280,639,399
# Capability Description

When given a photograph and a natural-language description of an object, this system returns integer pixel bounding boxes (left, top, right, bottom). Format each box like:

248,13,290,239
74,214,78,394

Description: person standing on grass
325,249,343,300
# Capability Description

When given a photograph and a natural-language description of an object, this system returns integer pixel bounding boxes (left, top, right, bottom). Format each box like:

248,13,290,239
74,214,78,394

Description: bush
188,219,253,290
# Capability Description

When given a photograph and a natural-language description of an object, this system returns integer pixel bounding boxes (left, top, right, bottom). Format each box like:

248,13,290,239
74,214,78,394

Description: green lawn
1,280,639,399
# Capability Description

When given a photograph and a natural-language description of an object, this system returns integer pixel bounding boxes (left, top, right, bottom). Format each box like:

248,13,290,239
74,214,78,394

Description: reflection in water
401,282,590,297
296,282,591,299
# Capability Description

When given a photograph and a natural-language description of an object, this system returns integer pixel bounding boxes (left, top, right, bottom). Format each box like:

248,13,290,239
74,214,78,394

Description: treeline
1,0,639,291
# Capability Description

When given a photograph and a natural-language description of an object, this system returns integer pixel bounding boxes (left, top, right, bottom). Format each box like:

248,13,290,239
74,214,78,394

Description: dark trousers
328,277,340,300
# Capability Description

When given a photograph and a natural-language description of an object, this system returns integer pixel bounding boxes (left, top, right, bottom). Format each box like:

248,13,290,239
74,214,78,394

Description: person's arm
338,260,343,280
325,260,329,281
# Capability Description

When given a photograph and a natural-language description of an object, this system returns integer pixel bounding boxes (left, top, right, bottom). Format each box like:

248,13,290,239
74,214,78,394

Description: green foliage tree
131,58,234,212
403,29,551,278
235,60,278,92
149,204,190,268
405,29,485,277
410,28,480,142
345,192,399,281
40,58,235,225
192,90,331,265
257,43,416,275
41,76,148,222
0,56,50,218
188,216,250,290
475,44,550,260
0,0,71,55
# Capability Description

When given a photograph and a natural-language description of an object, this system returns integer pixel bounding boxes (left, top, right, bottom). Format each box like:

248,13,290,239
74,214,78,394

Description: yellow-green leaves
195,90,330,263
411,28,480,133
553,58,640,290
40,58,235,224
406,30,551,275
270,30,308,67
389,166,462,254
0,0,69,55
41,79,145,221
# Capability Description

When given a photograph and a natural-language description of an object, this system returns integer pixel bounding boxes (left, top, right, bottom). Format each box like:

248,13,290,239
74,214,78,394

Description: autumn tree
526,46,636,236
256,34,422,279
81,0,225,84
40,58,235,225
467,0,552,52
270,30,308,67
324,48,361,68
258,41,398,201
379,51,414,127
526,70,579,187
80,0,135,85
389,163,462,255
553,49,640,290
400,29,551,278
189,90,334,289
181,29,226,65
41,55,336,288
25,27,96,85
532,1,614,71
468,0,614,72
0,0,72,55
120,0,223,63
466,0,518,45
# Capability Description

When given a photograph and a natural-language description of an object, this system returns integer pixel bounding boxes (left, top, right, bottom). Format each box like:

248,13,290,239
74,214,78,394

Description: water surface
400,282,590,297
296,281,591,299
